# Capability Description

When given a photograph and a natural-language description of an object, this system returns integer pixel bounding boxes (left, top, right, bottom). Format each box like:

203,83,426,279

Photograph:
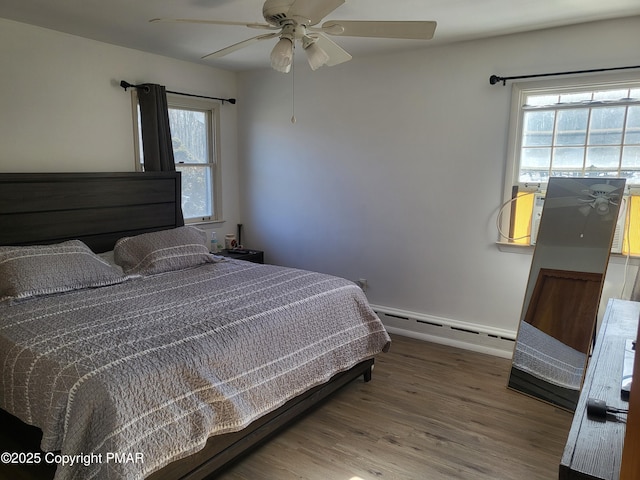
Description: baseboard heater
371,304,516,359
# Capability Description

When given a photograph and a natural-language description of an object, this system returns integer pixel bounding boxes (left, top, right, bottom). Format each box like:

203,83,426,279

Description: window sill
496,242,534,255
186,218,226,226
495,242,640,265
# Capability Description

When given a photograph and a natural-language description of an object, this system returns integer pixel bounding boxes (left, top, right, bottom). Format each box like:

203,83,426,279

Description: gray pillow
113,226,218,275
0,240,129,303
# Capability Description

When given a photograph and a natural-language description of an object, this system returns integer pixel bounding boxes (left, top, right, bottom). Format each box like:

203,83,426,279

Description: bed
0,172,391,480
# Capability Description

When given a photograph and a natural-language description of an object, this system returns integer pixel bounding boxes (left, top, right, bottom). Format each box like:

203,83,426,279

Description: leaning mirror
508,177,626,411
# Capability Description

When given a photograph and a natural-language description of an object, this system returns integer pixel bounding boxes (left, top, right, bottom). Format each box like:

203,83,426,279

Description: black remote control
621,339,635,401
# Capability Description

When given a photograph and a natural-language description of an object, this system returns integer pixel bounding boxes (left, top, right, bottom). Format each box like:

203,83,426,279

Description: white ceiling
2,0,640,71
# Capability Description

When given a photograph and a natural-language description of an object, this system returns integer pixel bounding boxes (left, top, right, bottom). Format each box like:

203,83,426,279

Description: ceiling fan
151,0,437,73
544,179,624,221
576,183,623,219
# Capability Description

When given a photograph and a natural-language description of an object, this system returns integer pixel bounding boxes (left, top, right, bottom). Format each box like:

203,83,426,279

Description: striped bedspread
0,259,390,479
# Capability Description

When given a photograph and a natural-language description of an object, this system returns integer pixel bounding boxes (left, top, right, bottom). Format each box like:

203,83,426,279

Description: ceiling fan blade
149,18,276,30
554,178,623,199
545,196,582,209
322,20,437,39
288,0,345,26
313,34,352,67
201,33,279,60
590,183,621,194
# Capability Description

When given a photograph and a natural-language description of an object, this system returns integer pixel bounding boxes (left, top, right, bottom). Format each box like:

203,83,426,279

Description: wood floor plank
218,334,572,480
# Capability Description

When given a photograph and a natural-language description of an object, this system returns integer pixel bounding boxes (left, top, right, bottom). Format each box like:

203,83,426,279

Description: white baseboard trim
370,304,517,359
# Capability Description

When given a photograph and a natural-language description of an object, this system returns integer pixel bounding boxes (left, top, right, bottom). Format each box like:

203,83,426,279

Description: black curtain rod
489,65,640,86
120,80,236,104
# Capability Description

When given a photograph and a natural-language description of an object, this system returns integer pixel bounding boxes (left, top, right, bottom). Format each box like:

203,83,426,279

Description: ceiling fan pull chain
291,45,297,124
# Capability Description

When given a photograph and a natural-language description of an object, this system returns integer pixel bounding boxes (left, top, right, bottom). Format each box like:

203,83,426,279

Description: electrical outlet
356,278,368,292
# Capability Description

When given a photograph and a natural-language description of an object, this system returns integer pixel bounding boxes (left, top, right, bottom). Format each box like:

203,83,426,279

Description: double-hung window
502,77,640,254
134,93,221,223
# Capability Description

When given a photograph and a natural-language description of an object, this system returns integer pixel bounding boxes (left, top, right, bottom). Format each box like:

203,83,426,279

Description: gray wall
236,16,640,336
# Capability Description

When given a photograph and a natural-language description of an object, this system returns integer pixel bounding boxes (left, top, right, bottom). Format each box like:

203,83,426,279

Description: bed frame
0,172,374,480
0,172,184,253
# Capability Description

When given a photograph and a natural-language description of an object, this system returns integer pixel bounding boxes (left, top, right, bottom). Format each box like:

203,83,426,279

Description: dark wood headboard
0,172,183,253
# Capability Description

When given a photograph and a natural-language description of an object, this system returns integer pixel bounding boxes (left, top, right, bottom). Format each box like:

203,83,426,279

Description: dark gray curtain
137,83,184,225
138,83,175,172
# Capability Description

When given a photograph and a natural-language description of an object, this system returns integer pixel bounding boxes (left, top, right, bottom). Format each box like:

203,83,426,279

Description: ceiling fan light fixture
303,39,329,71
578,204,592,217
270,37,294,72
593,197,611,216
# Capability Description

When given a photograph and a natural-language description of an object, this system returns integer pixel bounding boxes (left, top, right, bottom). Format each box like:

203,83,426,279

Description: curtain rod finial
227,98,237,105
489,75,505,86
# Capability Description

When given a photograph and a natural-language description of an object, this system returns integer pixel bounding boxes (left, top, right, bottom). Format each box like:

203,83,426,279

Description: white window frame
500,73,640,241
131,92,222,224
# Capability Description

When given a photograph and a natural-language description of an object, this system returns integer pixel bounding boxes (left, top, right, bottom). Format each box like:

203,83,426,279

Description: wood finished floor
217,334,572,480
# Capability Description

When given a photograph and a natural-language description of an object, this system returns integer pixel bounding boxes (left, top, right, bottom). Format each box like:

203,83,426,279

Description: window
502,77,640,254
133,93,221,223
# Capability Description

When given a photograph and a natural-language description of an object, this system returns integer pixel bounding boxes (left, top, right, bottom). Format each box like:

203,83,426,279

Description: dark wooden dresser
559,298,638,480
218,249,264,264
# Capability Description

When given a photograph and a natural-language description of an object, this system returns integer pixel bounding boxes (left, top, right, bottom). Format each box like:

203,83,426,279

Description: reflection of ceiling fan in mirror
544,179,624,221
577,183,622,220
151,0,437,73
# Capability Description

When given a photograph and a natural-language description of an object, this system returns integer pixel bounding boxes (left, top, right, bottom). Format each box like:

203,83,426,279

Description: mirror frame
508,177,626,411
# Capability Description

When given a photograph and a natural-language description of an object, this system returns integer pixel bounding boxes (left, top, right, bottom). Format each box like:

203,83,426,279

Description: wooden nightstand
218,249,264,264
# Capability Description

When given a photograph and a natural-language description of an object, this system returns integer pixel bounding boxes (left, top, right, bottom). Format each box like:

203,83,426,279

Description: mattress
0,259,390,480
